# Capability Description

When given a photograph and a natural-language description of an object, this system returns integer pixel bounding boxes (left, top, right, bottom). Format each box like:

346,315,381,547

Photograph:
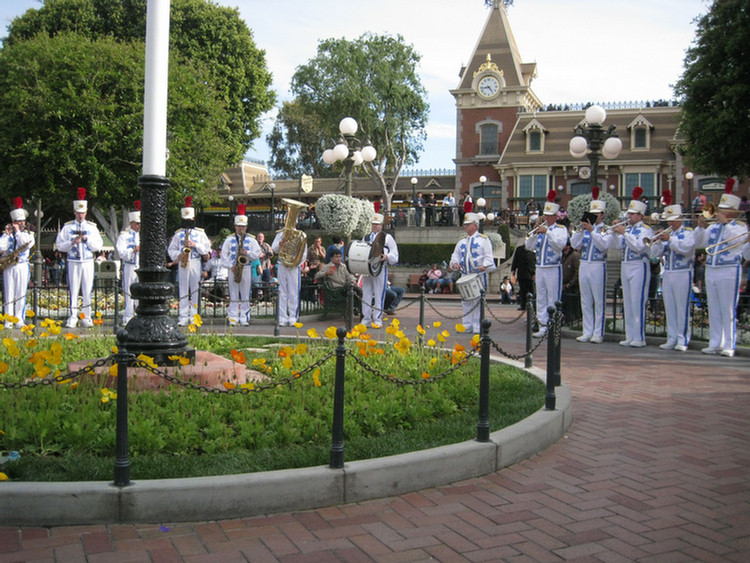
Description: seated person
500,275,514,304
314,248,362,299
424,263,443,293
418,269,429,289
384,282,405,315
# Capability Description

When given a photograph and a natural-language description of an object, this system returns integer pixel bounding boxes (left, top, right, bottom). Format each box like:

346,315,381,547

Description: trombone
705,231,749,256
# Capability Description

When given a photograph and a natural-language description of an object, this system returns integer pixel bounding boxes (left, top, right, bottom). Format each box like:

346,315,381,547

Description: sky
1,0,709,173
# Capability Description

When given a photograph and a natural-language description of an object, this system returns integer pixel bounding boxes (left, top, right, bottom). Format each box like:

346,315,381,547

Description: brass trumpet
525,221,547,238
600,218,629,234
643,227,673,247
705,231,749,256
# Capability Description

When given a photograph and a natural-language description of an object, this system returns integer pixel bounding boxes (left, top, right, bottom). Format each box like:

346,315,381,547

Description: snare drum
347,240,383,277
455,273,483,300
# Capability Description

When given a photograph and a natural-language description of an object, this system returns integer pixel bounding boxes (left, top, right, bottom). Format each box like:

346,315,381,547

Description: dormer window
628,115,653,151
523,119,547,153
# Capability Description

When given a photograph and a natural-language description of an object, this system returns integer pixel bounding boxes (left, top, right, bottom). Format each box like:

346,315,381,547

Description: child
500,275,514,304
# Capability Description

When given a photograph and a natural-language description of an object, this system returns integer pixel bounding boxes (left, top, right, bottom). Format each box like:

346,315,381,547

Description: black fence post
525,292,534,368
346,281,354,332
113,330,130,486
329,327,347,469
477,318,491,442
545,305,557,411
554,301,563,387
419,286,425,329
273,284,280,337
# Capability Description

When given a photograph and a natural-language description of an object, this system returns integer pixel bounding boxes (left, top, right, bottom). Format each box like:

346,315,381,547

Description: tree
0,32,235,219
5,0,275,181
267,33,429,214
674,0,750,178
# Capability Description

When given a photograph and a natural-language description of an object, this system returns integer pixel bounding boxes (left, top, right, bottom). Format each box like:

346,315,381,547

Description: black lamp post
263,182,276,231
569,105,622,191
322,117,376,197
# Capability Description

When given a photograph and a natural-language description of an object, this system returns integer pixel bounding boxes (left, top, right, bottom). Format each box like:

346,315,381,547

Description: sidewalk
3,302,750,562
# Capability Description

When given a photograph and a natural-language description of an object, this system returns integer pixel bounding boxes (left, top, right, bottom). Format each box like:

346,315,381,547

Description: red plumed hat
661,189,672,207
725,178,736,193
591,186,600,200
547,190,557,203
134,200,141,210
77,187,87,200
184,196,192,207
13,197,23,209
632,186,643,200
237,204,246,215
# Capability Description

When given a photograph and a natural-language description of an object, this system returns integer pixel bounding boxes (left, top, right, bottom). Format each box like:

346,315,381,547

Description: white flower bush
352,198,375,239
315,194,362,237
567,192,621,226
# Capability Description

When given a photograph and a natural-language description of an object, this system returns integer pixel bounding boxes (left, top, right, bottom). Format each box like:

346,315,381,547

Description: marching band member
694,179,748,357
450,212,494,334
524,191,568,338
271,209,308,328
55,188,103,328
0,197,35,328
611,187,653,347
360,213,399,328
221,205,261,326
570,187,611,344
167,197,210,326
115,201,141,325
649,190,695,352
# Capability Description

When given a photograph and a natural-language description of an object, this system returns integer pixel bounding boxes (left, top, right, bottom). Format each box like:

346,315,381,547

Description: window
624,173,656,198
518,175,548,199
628,115,653,151
523,119,546,153
479,123,499,155
633,127,648,148
528,131,541,151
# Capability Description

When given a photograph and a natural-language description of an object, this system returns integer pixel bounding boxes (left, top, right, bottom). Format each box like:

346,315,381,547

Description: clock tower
451,1,541,210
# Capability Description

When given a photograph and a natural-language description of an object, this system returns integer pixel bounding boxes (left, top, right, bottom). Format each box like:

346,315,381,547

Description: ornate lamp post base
119,174,194,365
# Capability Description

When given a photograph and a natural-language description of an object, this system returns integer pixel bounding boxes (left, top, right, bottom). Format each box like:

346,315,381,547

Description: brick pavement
2,301,749,562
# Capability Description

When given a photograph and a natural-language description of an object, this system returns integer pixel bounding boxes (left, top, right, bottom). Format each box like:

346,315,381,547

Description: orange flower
230,349,246,364
223,381,236,390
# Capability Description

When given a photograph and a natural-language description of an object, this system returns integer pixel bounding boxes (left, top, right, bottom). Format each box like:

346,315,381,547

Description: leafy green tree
5,0,275,178
674,0,750,178
0,32,234,218
267,33,429,214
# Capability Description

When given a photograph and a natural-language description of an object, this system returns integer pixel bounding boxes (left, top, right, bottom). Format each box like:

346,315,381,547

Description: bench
319,282,360,320
407,274,423,292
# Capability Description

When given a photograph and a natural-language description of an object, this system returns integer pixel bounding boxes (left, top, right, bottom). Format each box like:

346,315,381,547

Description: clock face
478,75,500,99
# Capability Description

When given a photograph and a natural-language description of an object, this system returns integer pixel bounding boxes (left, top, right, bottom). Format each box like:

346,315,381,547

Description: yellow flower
354,323,367,333
294,343,307,355
109,364,119,377
21,324,35,335
433,321,442,328
441,330,450,338
372,323,381,329
427,339,436,347
471,334,481,348
294,322,303,328
416,325,426,335
394,337,412,356
7,315,19,325
2,338,20,359
111,346,119,354
437,333,446,343
282,357,293,369
359,333,371,341
313,368,322,387
95,310,102,319
251,358,266,366
192,313,203,327
100,387,117,403
307,328,320,339
240,382,255,390
0,473,8,481
324,326,338,339
385,325,397,335
430,357,438,367
136,354,157,369
454,344,466,352
25,339,37,349
292,370,301,378
64,333,78,341
390,318,400,328
25,310,35,318
168,355,191,366
70,381,79,390
367,340,378,347
455,324,466,333
188,324,197,333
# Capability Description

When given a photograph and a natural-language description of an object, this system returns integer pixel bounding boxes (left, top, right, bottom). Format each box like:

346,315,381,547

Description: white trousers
535,265,562,329
121,263,138,323
3,261,30,325
362,268,388,326
277,263,301,325
177,259,202,323
67,260,95,323
621,261,649,343
661,269,692,347
227,265,252,325
705,265,741,351
579,261,607,339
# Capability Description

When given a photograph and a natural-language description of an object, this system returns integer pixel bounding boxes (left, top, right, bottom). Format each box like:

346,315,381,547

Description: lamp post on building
322,117,377,197
569,105,622,191
685,171,694,225
476,197,487,233
262,182,276,231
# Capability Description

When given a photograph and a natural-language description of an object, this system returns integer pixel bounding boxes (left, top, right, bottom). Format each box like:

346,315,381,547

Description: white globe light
360,144,377,162
352,150,363,166
487,212,496,222
339,117,358,136
685,171,694,180
332,143,349,161
585,104,606,126
569,136,588,158
322,149,336,165
478,212,486,221
410,177,418,185
479,175,487,183
602,136,623,159
609,184,616,191
476,197,486,208
557,184,564,192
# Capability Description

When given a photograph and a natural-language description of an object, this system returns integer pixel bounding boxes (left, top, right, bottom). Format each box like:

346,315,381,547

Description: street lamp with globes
685,171,694,225
322,117,376,197
569,104,622,191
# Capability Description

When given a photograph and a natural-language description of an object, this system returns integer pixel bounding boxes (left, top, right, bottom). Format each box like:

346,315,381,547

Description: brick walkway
2,302,749,562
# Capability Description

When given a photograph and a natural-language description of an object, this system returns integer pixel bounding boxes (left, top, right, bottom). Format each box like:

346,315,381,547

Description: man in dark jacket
511,245,535,310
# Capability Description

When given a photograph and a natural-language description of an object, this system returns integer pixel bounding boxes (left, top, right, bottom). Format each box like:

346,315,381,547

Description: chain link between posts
0,355,115,389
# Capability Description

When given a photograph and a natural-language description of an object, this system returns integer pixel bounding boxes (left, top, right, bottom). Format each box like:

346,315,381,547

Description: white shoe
720,349,735,357
178,320,189,327
701,346,720,355
673,344,687,352
532,330,546,338
576,335,591,343
619,340,631,347
66,318,78,329
629,341,646,348
80,318,94,328
659,342,676,350
3,322,12,330
240,321,249,327
590,336,603,344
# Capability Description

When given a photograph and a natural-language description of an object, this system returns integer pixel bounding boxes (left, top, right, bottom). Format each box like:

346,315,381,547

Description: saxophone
180,228,192,268
0,239,32,271
278,198,309,268
233,234,249,283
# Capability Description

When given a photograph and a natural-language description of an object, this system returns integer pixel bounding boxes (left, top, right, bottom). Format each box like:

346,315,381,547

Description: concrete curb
0,363,572,526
